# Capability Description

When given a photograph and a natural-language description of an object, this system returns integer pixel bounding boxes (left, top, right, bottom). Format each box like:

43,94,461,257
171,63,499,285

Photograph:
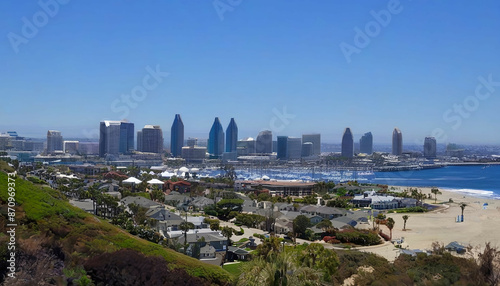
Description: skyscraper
120,122,135,154
341,128,354,158
187,137,197,148
225,118,238,153
63,141,79,154
46,130,63,154
392,128,403,155
208,117,224,157
359,132,373,154
424,137,437,158
256,130,272,154
170,114,184,157
301,142,313,157
137,125,163,153
237,138,256,156
287,137,302,160
277,136,288,160
302,134,321,156
137,130,142,151
99,120,134,158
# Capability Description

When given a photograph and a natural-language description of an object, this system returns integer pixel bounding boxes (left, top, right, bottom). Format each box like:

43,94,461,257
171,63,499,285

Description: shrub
84,249,209,286
395,206,427,213
335,229,381,246
27,176,46,184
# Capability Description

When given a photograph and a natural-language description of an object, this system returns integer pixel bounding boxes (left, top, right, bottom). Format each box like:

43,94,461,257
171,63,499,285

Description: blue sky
1,0,500,144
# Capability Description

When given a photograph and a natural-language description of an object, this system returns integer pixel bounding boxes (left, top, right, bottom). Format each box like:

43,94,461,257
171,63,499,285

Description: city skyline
2,118,495,149
2,1,500,144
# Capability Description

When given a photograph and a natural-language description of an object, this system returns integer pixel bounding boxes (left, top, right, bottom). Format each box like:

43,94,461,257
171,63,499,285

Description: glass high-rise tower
287,137,302,160
392,128,403,155
276,136,288,160
46,130,63,154
137,125,163,154
424,137,437,158
225,118,238,153
341,127,354,158
208,117,224,157
359,132,373,154
171,114,184,157
99,120,134,158
302,134,321,156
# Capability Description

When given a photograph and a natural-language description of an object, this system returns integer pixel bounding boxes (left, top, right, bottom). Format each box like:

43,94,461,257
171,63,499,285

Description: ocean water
372,165,500,199
229,165,500,200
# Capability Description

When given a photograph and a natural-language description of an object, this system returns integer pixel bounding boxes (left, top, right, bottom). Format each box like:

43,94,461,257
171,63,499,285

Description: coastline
388,185,500,200
383,185,500,252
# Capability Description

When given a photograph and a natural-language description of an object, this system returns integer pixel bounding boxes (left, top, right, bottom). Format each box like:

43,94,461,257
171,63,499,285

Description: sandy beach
383,186,500,252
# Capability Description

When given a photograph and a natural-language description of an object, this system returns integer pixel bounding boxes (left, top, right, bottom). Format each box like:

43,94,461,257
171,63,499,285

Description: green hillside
0,169,231,285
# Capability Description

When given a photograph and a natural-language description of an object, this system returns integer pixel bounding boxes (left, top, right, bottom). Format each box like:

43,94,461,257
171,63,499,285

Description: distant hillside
0,169,232,285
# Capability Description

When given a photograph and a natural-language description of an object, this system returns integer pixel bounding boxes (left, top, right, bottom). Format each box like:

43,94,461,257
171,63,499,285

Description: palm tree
237,251,321,286
411,188,426,206
460,203,467,221
402,215,409,231
431,188,442,203
179,221,195,254
256,235,282,258
386,217,395,240
375,213,386,230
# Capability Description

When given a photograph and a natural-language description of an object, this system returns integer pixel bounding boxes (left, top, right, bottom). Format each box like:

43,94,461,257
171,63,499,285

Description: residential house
241,198,258,214
146,206,184,232
199,245,216,259
235,180,314,197
164,193,190,209
189,196,214,211
186,216,209,229
176,231,228,252
274,217,293,234
274,211,321,233
256,200,273,209
226,246,250,262
164,180,191,194
331,216,358,229
274,203,296,212
121,196,160,211
299,205,346,219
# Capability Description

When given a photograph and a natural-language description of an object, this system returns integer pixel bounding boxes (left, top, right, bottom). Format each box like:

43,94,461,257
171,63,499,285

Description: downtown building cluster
1,118,439,162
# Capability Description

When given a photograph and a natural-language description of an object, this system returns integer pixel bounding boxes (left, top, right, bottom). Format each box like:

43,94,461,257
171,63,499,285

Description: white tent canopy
122,177,142,184
160,171,176,178
147,178,164,185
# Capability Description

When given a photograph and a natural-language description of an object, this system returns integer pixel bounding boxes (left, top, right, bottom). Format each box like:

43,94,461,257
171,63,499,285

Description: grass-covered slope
0,170,231,285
